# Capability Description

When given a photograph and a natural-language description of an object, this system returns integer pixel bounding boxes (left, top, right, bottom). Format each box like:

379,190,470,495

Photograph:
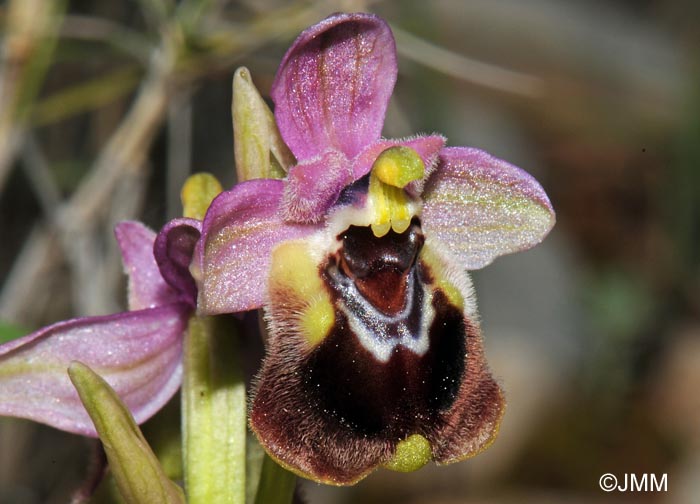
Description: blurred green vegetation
0,321,24,344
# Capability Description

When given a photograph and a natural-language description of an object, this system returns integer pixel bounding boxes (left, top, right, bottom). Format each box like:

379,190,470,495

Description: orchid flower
0,11,554,494
194,13,555,485
0,218,201,436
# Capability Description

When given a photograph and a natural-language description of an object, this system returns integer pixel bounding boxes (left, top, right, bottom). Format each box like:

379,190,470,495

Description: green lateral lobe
182,316,246,504
68,361,185,504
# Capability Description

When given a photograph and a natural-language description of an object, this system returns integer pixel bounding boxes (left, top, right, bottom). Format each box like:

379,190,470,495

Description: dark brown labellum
251,219,504,484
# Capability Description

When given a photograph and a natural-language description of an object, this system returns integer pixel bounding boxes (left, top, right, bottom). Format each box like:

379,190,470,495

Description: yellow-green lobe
181,173,222,220
419,246,465,311
384,434,432,473
268,241,334,348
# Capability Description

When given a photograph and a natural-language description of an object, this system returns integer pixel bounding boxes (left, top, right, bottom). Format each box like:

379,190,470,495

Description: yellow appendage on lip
419,246,465,311
299,295,335,347
383,433,432,473
368,146,424,237
269,241,334,348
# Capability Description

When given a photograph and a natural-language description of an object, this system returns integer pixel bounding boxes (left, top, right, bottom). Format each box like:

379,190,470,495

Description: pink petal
422,147,555,269
271,13,396,160
0,305,188,436
154,217,201,305
115,221,178,310
281,150,353,223
195,179,318,315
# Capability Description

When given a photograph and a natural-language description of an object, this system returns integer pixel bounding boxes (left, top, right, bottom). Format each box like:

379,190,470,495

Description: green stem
253,454,297,504
182,315,246,503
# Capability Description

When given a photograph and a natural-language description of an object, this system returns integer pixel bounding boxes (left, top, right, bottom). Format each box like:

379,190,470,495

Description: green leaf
232,67,293,182
68,361,185,504
0,321,25,344
182,316,246,504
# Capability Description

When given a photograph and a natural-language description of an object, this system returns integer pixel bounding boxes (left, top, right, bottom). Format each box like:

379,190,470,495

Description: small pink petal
0,305,188,436
154,218,201,305
272,13,397,160
115,221,178,310
281,150,353,223
422,147,555,269
195,179,318,315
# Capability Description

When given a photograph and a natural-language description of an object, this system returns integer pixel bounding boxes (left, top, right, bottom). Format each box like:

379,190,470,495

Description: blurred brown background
1,0,698,503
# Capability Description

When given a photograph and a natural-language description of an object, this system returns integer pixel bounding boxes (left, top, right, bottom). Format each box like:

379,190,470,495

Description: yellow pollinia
367,146,424,237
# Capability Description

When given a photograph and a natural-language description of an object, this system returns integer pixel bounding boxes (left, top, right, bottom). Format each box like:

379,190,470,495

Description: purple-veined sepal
0,305,188,436
115,221,179,311
422,147,555,270
194,179,320,315
271,13,397,161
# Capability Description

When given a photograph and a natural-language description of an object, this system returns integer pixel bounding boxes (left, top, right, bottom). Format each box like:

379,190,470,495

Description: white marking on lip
333,270,435,363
